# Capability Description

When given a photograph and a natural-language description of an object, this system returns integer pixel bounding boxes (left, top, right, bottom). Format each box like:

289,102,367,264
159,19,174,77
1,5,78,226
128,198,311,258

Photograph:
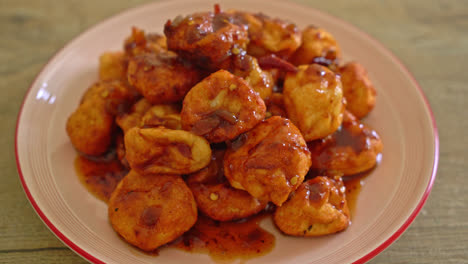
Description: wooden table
1,0,466,263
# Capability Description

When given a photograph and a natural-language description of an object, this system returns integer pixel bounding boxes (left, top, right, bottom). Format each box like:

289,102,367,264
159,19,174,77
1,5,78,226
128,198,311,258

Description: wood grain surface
1,0,467,263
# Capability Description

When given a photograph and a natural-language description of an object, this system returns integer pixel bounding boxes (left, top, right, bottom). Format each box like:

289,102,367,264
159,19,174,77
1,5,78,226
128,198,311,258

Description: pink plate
15,0,438,263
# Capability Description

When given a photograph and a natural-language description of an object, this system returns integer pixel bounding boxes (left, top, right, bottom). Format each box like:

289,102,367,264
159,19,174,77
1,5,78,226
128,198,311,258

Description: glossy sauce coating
108,171,197,251
307,111,383,175
124,127,212,175
289,26,341,68
181,70,266,143
164,11,249,70
187,149,268,221
273,176,350,236
220,54,274,100
127,51,202,104
172,213,275,261
75,154,128,202
227,11,300,59
224,116,311,206
343,173,366,218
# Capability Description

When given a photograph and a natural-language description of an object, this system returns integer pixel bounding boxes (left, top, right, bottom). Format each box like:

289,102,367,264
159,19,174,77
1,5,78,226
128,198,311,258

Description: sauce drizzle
171,213,275,261
75,155,128,202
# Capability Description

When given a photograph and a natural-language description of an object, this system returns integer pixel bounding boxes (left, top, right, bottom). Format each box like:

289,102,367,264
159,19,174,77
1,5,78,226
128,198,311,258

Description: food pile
66,5,383,252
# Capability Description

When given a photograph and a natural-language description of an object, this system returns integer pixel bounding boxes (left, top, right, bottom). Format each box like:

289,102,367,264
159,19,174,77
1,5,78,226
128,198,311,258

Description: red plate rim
14,1,439,263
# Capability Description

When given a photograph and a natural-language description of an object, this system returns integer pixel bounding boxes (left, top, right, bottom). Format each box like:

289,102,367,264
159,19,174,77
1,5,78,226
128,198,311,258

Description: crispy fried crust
283,64,344,141
187,149,267,221
289,26,341,68
224,116,311,206
124,127,211,175
230,11,300,59
127,52,201,104
308,111,383,175
338,62,376,119
274,176,350,236
164,11,249,70
66,81,136,155
181,70,266,143
108,171,197,251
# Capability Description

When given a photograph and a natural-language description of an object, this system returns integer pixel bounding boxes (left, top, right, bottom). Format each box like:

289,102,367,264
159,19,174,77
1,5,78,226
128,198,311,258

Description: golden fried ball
164,11,249,70
224,116,311,206
116,98,153,134
124,127,211,175
274,176,350,236
99,51,128,82
181,70,266,143
108,171,197,251
66,99,113,156
283,64,344,141
232,12,300,59
141,104,182,130
187,149,267,221
337,62,376,119
127,52,202,104
124,27,167,57
227,54,274,100
289,26,341,68
308,111,383,175
66,81,136,156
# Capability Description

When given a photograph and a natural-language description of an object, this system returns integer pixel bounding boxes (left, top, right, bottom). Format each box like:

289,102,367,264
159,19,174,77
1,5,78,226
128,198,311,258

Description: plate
15,0,439,263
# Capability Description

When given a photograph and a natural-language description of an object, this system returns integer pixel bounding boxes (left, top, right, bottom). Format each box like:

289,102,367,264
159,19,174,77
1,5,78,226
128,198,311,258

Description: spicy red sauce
74,155,128,202
171,213,275,261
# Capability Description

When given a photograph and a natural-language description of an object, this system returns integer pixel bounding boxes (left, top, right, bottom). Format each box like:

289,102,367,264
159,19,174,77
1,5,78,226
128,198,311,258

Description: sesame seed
231,47,240,55
229,84,237,91
210,193,219,201
290,176,298,185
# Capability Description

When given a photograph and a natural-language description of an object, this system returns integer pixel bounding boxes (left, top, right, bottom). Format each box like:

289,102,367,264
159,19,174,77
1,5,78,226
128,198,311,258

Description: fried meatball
67,99,113,156
274,176,350,236
337,62,376,119
283,64,344,141
66,81,136,156
181,70,266,143
224,116,311,206
187,149,267,221
141,104,182,130
99,51,128,82
108,171,197,251
265,92,287,118
231,12,300,59
124,27,167,57
116,98,153,133
127,52,202,104
79,79,137,106
164,11,249,70
308,111,383,175
289,26,341,69
124,127,211,175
